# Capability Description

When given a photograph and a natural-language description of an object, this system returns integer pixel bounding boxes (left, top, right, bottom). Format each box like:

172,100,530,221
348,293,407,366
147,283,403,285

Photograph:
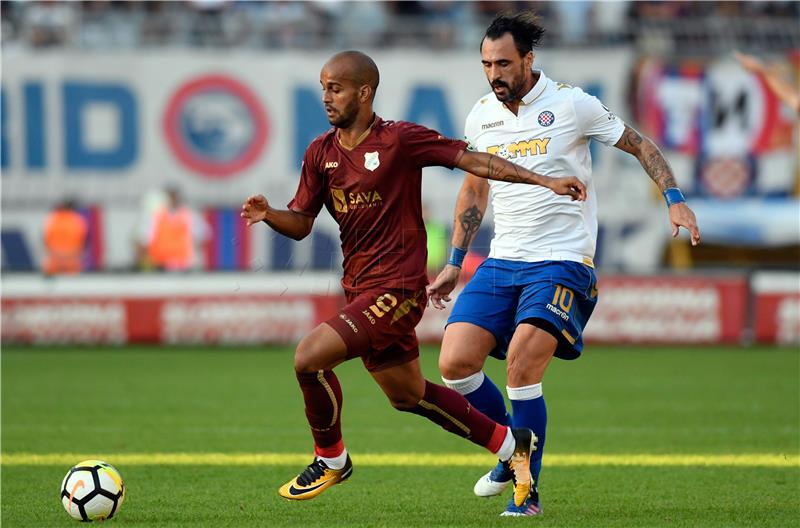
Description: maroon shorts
325,287,428,372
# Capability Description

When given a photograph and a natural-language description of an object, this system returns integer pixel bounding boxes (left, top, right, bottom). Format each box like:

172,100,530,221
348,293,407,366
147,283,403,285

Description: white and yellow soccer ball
60,460,125,521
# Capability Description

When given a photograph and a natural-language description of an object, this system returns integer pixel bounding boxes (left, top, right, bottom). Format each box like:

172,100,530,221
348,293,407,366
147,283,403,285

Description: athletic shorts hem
517,317,582,360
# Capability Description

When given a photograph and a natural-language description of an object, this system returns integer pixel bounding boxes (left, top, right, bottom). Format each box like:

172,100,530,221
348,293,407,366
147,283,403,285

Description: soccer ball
60,460,125,521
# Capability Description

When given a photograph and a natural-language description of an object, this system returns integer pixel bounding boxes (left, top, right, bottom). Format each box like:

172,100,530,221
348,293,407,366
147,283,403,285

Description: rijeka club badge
364,151,380,171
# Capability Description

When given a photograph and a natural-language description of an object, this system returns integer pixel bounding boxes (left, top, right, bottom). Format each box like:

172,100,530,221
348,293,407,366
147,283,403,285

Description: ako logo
163,74,269,178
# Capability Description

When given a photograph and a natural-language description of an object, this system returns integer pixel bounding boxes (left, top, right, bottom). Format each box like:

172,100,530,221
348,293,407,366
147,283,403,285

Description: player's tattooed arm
614,125,679,192
452,174,489,251
614,126,701,246
427,174,488,309
455,150,586,201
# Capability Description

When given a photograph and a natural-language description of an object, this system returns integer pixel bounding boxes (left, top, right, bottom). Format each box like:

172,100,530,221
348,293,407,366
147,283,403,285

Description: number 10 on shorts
551,285,574,312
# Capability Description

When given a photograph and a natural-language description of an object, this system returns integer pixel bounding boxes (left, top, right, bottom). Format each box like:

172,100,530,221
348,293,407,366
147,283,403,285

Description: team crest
538,111,555,127
364,151,380,171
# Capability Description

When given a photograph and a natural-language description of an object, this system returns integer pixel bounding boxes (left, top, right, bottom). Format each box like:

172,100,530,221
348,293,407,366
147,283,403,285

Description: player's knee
507,355,545,386
293,337,323,373
438,353,483,380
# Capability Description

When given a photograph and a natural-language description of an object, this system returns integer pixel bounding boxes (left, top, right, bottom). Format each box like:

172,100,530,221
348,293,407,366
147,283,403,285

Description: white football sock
506,383,543,401
442,371,485,395
318,448,348,470
494,427,515,461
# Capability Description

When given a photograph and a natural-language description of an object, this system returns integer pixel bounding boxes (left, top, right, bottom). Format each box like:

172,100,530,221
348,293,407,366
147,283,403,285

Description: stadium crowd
1,0,797,53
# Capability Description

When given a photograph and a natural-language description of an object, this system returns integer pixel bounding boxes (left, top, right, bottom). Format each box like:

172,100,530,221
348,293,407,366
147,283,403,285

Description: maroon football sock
296,370,344,455
404,381,507,453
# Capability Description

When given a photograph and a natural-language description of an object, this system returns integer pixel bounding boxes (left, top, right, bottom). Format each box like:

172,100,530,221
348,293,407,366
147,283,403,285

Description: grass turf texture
2,345,798,527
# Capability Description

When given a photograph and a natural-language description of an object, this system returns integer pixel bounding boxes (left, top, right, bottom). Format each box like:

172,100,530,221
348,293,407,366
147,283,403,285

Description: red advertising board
752,273,800,344
0,273,773,346
585,276,748,344
2,295,342,345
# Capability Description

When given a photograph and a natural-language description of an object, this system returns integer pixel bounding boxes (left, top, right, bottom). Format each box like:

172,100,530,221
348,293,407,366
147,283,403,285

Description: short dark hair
482,11,545,56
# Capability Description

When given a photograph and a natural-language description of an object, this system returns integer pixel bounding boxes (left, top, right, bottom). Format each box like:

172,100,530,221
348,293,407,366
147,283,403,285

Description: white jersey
464,70,625,266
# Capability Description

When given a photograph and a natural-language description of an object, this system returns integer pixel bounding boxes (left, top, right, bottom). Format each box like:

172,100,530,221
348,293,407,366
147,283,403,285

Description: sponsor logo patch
331,188,348,213
487,137,550,159
339,313,359,333
546,303,570,321
481,120,505,130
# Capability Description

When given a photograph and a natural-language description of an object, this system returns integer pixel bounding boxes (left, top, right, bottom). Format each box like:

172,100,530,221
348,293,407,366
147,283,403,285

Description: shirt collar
520,70,548,106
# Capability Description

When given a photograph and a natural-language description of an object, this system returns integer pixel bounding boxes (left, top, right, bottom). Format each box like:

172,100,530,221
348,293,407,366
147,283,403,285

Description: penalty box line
1,453,798,467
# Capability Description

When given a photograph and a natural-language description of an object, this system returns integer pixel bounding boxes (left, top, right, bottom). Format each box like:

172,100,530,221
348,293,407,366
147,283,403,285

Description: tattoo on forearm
643,144,678,191
623,128,643,149
457,205,483,248
624,127,678,191
487,154,526,183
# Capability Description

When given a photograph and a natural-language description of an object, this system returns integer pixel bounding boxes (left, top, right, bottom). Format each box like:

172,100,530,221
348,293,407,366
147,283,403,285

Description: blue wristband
663,188,686,207
448,247,467,268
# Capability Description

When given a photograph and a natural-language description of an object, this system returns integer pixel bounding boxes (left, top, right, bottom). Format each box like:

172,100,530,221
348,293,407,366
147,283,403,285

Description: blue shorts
447,258,598,360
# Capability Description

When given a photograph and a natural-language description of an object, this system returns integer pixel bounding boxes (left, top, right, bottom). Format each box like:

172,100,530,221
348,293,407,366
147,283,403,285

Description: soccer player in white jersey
427,12,701,517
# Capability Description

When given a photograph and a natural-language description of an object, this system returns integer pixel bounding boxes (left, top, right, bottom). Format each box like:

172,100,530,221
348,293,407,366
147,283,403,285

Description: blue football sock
508,384,547,486
442,371,510,426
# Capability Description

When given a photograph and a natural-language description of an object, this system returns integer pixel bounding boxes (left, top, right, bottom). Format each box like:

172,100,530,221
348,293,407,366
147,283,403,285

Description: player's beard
327,99,360,129
491,66,527,103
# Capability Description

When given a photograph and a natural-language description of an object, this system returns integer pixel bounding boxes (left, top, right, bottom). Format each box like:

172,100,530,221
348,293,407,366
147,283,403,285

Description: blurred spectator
1,0,20,47
22,0,76,47
3,0,798,52
43,199,88,275
424,1,466,49
188,0,229,47
260,1,317,48
553,1,593,46
334,1,387,48
592,1,631,44
139,1,175,47
143,187,209,272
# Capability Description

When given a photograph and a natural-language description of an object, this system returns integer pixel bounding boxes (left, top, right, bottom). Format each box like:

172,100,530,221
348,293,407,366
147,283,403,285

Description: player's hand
426,265,461,310
547,176,586,201
669,203,701,246
240,194,270,226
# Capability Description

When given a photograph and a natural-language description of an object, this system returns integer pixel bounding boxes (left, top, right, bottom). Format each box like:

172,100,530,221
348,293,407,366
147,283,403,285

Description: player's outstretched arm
240,194,314,241
427,174,489,309
735,51,800,116
454,150,586,201
614,125,701,246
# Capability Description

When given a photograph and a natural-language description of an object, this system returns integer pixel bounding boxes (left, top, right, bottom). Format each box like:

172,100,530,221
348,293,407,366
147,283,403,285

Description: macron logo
481,120,504,130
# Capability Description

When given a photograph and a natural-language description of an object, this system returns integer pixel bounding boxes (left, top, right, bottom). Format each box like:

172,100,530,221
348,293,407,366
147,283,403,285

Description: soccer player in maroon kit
240,51,586,504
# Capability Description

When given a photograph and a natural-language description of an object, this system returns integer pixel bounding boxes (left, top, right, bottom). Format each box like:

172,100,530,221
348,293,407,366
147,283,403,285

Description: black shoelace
296,460,328,486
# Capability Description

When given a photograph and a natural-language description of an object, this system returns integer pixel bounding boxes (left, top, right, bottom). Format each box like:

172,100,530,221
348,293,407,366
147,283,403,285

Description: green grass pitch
2,345,798,527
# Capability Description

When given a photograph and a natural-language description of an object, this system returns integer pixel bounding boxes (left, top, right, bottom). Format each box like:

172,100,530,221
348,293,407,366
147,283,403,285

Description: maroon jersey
288,117,466,294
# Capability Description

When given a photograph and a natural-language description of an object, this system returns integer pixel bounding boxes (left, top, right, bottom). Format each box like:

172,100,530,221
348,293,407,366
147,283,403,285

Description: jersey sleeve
398,122,467,169
287,146,325,217
573,89,626,146
463,104,481,152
